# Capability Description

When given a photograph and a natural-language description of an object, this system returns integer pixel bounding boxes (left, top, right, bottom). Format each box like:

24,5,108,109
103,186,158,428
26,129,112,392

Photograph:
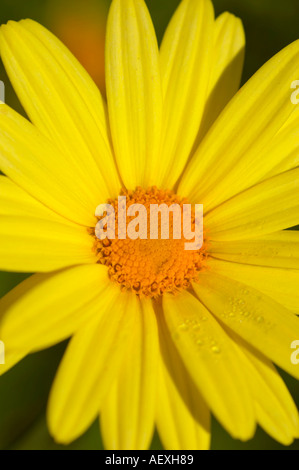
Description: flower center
92,187,207,298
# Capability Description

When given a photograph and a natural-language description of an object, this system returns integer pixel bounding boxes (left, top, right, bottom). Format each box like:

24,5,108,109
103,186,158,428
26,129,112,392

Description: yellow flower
0,0,299,450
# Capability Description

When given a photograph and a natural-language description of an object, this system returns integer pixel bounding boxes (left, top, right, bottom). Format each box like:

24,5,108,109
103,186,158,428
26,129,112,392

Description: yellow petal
208,231,299,269
193,272,299,379
159,0,214,188
156,360,211,451
0,216,96,272
163,290,255,440
261,118,299,179
0,104,98,226
193,12,245,148
207,257,299,313
0,265,111,352
0,20,120,200
101,298,158,450
105,0,162,188
231,334,299,445
205,167,299,241
156,312,210,450
179,39,299,209
47,290,138,444
0,176,67,222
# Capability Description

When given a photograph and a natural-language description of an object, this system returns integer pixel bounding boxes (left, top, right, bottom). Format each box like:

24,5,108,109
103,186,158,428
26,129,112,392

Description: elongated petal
0,176,66,222
232,335,299,445
180,39,299,209
208,231,299,269
156,359,210,450
0,216,96,272
47,291,139,444
0,265,111,352
101,299,158,450
156,312,210,450
205,168,299,241
106,0,162,188
0,20,120,200
1,174,95,273
282,92,299,126
193,272,299,379
0,104,97,226
207,258,299,312
258,119,299,179
193,12,245,148
159,0,214,188
163,290,255,440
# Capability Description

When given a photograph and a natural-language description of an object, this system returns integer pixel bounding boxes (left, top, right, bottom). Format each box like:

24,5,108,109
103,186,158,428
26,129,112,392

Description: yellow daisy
0,0,299,450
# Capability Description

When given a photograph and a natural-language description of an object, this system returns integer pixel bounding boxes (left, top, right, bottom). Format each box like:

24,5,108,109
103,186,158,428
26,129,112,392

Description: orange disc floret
92,187,208,298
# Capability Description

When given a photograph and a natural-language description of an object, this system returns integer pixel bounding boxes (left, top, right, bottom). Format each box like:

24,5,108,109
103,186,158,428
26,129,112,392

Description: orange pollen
92,187,208,298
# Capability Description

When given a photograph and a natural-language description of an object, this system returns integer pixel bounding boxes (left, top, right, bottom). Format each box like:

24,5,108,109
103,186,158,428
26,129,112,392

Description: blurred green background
0,0,298,450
